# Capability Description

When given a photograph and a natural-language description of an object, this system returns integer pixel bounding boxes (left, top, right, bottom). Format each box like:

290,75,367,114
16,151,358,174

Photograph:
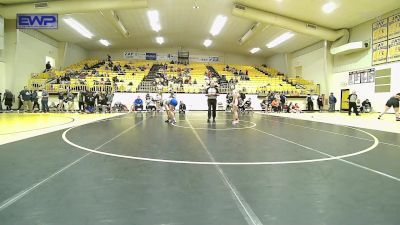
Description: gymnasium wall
265,53,289,75
62,42,89,69
13,30,59,92
288,41,329,94
1,19,91,94
89,48,266,65
328,8,400,112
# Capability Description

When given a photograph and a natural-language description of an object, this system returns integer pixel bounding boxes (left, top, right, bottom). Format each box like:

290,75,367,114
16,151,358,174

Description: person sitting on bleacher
133,96,143,112
44,61,51,72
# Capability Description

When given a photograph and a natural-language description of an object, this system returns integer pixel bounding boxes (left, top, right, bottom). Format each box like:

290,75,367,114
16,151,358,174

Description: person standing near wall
31,90,40,112
317,95,324,112
19,86,32,113
306,94,313,111
205,82,219,123
347,91,360,116
378,93,400,121
41,89,49,113
3,90,14,111
65,91,75,113
78,91,85,112
57,89,65,112
328,93,337,112
0,93,3,112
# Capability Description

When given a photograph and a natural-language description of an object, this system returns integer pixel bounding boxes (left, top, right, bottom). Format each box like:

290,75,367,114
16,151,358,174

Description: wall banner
372,18,388,44
372,41,388,65
387,37,400,63
388,13,400,40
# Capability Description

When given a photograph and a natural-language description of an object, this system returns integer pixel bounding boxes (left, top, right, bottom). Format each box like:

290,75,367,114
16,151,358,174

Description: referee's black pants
348,102,359,115
208,99,217,119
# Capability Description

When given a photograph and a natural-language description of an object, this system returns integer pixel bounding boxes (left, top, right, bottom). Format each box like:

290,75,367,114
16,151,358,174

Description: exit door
340,89,349,111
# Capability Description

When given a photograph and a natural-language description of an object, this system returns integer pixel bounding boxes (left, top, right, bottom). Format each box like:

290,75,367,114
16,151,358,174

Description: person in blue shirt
133,96,143,112
19,86,32,112
328,93,337,112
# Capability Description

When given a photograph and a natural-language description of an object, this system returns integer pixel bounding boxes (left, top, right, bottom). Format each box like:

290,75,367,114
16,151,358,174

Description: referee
206,82,219,123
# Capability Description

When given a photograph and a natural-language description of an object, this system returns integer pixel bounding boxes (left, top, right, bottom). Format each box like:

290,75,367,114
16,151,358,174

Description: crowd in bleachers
0,56,339,114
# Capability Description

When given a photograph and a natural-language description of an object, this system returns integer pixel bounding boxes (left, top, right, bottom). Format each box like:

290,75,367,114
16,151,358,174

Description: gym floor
0,112,399,225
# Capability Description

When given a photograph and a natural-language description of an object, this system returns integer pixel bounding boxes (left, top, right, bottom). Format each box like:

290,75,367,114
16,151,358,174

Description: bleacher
27,59,318,95
28,60,151,93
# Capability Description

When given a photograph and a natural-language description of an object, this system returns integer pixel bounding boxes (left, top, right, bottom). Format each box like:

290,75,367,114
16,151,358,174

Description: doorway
340,89,349,111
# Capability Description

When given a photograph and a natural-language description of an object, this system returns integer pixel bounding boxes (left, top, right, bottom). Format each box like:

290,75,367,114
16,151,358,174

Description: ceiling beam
232,4,348,42
100,10,130,38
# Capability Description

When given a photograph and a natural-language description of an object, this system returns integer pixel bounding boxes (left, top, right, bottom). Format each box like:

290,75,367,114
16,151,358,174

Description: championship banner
372,41,388,65
388,37,400,63
388,13,400,40
372,19,388,44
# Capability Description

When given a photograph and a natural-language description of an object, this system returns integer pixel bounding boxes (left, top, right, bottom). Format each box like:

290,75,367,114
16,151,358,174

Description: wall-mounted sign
17,14,58,29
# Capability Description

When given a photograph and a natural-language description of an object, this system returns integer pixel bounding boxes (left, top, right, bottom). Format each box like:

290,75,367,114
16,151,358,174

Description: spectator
271,98,280,112
77,91,85,112
328,93,337,112
133,96,144,112
317,95,323,112
31,90,40,112
260,97,268,113
65,91,75,112
98,92,108,113
41,89,49,113
306,94,313,111
280,94,286,109
3,90,14,111
57,90,65,112
179,101,186,114
292,103,302,113
44,61,52,72
361,99,372,113
85,91,96,113
146,98,157,112
347,91,360,116
20,86,32,112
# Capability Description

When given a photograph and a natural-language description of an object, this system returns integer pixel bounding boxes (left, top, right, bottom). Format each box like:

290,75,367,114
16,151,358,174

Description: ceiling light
203,39,212,47
147,10,161,32
250,47,260,54
210,15,227,36
322,2,337,14
156,36,164,44
193,1,200,9
63,18,93,39
266,32,295,48
99,39,110,46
